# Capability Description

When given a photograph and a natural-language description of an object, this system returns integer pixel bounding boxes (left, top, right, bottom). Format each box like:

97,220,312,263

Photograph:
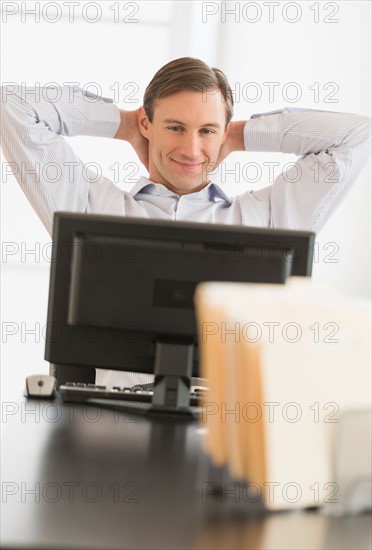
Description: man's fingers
215,143,230,167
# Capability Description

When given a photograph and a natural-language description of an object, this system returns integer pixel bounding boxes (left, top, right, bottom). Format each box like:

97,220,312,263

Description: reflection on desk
1,397,371,550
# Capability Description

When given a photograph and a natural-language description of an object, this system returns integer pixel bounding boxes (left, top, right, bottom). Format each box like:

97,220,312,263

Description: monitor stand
146,339,196,420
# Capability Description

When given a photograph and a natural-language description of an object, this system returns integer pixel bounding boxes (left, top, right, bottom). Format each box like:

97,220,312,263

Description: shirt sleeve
241,107,371,234
0,84,121,236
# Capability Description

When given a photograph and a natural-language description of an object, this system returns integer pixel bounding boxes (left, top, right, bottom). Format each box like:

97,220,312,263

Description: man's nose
179,133,201,160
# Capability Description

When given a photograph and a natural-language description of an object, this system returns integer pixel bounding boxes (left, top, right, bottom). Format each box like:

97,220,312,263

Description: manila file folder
194,277,371,511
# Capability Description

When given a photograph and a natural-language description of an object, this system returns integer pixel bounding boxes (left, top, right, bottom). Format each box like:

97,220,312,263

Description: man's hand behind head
114,108,149,171
214,120,246,169
113,106,245,190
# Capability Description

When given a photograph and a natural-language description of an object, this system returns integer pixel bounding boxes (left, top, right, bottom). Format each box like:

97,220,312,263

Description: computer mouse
25,374,57,399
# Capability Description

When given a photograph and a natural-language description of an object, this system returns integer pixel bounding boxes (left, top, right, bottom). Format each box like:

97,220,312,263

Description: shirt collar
129,176,232,204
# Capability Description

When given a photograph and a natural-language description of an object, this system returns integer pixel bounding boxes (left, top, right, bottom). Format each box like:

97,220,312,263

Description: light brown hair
143,57,234,127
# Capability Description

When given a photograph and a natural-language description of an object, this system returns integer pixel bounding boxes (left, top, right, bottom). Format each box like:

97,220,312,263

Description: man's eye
168,126,183,132
200,128,215,135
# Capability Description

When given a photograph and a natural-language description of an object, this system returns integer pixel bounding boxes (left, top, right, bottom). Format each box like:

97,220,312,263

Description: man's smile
170,159,204,171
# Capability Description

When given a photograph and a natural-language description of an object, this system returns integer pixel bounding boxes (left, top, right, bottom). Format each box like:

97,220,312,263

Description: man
1,57,371,387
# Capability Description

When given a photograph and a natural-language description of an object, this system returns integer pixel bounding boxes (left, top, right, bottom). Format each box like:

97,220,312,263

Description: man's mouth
171,159,203,170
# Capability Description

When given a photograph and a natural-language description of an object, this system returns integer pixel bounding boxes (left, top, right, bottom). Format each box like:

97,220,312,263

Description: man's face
139,90,228,195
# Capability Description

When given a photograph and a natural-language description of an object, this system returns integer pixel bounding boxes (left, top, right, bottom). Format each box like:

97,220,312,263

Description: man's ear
138,107,151,139
222,121,230,143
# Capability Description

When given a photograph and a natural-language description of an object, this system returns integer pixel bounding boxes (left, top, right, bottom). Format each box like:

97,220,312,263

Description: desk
1,396,371,550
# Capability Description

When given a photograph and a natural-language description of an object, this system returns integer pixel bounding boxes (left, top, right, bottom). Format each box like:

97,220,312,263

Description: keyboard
59,382,208,410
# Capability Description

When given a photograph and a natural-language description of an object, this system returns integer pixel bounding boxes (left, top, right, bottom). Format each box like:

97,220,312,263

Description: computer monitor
45,212,314,416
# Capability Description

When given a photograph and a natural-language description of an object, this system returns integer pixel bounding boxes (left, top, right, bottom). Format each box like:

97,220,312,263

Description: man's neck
148,177,210,196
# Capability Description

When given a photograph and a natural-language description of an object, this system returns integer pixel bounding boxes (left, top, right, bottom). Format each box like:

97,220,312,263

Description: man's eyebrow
162,118,222,128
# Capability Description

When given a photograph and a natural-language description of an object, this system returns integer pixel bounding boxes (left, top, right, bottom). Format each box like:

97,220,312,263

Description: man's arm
0,85,121,236
223,108,371,233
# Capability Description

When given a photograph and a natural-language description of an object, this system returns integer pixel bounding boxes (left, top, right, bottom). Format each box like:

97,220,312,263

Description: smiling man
139,90,228,195
134,58,240,195
1,57,371,387
2,57,370,238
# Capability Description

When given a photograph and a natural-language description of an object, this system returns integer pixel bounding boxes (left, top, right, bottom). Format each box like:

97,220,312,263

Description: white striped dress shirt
1,85,371,387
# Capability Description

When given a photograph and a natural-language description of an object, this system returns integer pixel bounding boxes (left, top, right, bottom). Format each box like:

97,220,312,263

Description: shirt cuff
243,111,281,153
84,94,121,138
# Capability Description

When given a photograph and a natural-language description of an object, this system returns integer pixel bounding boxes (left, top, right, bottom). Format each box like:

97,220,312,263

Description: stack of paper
194,277,371,511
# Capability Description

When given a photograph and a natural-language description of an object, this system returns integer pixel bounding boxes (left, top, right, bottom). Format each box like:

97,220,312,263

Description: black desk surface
1,396,371,550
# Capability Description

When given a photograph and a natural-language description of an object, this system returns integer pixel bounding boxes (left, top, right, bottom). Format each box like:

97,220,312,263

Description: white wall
1,1,370,400
211,0,371,297
1,1,219,399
